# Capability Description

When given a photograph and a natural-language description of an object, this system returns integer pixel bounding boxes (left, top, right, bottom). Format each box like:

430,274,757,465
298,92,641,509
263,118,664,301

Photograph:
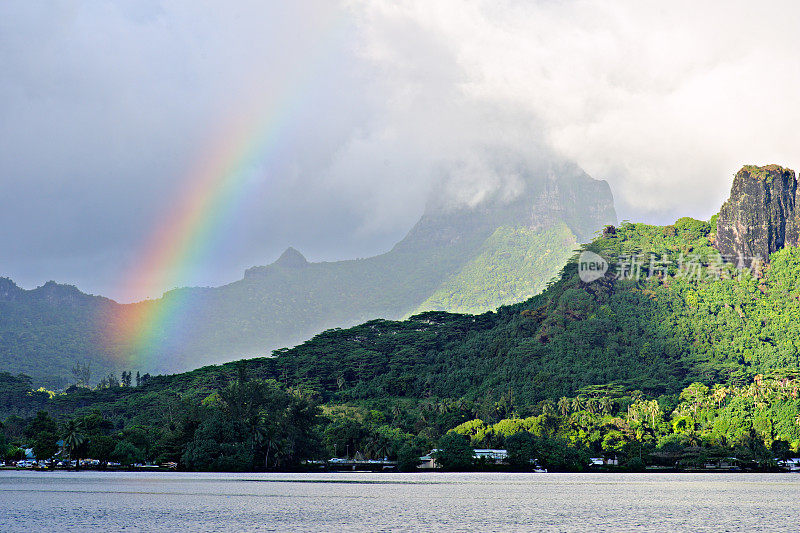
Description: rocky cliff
715,164,799,265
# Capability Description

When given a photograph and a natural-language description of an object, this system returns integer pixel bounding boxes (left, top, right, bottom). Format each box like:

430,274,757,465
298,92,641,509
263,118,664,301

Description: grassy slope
414,223,578,315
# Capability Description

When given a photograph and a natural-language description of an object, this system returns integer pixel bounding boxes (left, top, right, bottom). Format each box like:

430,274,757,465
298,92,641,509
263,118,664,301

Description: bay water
1,471,799,531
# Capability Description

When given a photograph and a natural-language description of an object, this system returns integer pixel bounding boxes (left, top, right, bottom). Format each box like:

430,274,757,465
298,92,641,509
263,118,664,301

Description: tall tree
63,421,85,465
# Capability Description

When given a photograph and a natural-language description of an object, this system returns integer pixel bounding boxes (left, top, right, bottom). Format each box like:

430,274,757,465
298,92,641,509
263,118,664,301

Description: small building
779,458,800,472
590,457,618,466
418,448,509,469
703,458,739,470
473,449,508,463
418,450,439,469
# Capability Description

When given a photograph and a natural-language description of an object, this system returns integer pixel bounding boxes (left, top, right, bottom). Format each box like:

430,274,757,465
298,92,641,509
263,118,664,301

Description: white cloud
349,0,800,219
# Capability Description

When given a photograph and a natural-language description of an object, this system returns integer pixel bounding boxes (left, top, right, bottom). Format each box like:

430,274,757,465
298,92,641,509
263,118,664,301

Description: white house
779,458,800,471
590,456,618,466
473,449,508,463
418,448,509,469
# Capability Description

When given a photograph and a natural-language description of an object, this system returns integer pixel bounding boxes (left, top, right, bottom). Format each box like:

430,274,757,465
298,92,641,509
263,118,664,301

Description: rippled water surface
2,471,800,531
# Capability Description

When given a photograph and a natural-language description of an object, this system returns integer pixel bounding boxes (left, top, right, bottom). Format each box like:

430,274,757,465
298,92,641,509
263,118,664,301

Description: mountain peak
715,164,799,265
274,247,309,268
31,280,93,304
0,277,22,301
740,164,794,182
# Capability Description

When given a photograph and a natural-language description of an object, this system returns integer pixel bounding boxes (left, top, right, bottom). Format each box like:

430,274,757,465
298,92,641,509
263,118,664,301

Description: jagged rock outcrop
0,277,23,301
715,165,799,265
274,247,309,269
244,247,308,278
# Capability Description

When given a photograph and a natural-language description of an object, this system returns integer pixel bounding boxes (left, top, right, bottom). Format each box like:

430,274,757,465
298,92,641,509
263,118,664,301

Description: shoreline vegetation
5,340,800,474
5,187,800,473
4,452,800,474
4,469,800,474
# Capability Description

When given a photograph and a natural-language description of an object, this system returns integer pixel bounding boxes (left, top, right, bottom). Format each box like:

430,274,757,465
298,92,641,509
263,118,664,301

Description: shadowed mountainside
9,166,800,422
1,163,615,385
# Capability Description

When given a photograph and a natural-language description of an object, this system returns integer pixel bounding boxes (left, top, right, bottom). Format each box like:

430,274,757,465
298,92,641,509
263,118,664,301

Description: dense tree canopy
4,216,800,469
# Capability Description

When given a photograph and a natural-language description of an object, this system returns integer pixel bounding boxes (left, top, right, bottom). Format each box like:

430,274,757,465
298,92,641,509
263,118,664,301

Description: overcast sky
2,1,800,302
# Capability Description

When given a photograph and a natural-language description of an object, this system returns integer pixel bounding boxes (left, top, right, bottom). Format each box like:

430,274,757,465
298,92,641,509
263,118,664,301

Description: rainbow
104,16,346,368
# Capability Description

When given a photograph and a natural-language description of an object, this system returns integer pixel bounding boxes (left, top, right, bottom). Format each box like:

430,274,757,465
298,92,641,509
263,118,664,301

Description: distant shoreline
4,466,798,474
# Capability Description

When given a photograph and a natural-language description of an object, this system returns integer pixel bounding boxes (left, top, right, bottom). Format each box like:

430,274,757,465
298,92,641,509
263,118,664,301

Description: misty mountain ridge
0,279,109,305
1,162,615,385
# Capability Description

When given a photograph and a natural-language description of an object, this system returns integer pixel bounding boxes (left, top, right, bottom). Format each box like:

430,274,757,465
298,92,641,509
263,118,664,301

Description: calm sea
1,471,799,532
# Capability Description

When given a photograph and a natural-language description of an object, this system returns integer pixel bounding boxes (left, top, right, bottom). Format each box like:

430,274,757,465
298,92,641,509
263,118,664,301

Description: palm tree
646,400,661,428
391,404,403,422
571,396,585,413
586,398,601,415
273,447,289,469
455,397,467,413
254,421,280,469
600,397,614,415
541,400,556,418
711,385,727,408
557,397,571,417
364,434,388,460
63,421,85,467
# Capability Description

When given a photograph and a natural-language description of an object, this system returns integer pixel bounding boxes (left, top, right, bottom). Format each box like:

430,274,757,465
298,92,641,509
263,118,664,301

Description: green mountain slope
120,211,800,407
414,223,577,314
16,201,797,415
0,280,114,386
7,166,800,470
149,165,616,373
1,164,616,384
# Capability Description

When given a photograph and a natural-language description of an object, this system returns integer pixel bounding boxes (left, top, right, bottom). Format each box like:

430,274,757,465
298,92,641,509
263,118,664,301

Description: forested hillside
0,280,114,386
7,164,800,471
221,215,800,404
1,163,615,384
5,186,800,470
